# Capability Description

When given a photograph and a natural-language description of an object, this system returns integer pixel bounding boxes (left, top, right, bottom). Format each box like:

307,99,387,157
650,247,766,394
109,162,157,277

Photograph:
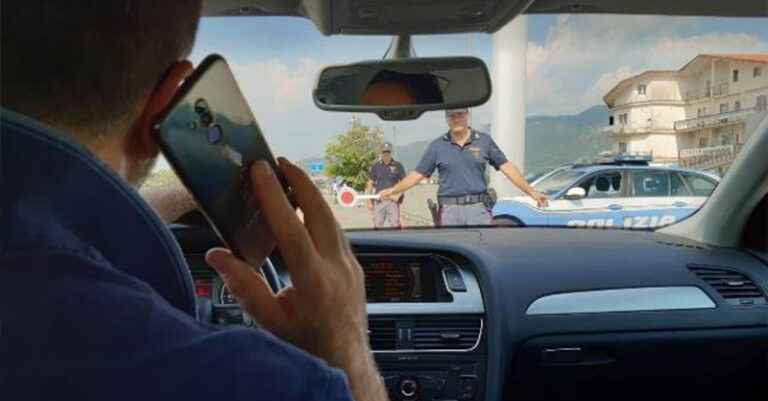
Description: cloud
583,66,639,104
647,33,768,69
524,15,768,115
231,58,324,113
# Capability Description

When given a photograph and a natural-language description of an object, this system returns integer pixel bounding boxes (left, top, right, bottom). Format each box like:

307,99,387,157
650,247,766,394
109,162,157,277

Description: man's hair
1,0,203,139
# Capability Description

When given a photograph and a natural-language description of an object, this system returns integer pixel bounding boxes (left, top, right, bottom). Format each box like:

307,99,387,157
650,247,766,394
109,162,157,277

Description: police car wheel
495,216,524,227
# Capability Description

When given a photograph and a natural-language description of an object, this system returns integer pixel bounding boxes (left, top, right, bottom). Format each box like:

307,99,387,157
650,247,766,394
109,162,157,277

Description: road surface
326,183,438,229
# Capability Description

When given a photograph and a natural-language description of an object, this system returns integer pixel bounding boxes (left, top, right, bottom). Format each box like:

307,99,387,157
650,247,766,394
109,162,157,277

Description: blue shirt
369,159,406,193
415,130,508,197
0,109,354,401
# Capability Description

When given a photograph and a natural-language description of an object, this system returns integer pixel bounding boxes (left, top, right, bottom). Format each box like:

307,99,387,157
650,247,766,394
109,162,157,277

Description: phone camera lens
208,124,223,144
194,99,214,127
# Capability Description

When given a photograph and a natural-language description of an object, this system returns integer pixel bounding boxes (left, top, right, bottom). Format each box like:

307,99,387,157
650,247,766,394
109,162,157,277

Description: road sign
336,186,380,208
310,162,325,173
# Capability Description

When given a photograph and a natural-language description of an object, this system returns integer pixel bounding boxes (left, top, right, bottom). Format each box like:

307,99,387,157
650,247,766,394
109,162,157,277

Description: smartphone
154,54,289,268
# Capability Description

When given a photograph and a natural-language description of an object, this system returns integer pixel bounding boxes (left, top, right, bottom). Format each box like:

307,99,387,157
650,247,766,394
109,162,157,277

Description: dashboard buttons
444,268,467,292
398,376,419,399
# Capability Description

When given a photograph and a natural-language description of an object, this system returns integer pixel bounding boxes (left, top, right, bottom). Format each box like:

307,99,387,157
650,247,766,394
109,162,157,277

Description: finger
205,248,286,331
250,161,318,287
277,158,343,254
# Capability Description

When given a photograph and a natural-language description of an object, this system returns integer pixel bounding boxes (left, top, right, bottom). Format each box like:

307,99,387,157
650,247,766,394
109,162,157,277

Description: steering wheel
262,257,281,293
175,210,282,293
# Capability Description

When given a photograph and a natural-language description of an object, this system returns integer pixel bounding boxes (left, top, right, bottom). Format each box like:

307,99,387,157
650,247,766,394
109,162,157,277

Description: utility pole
491,16,528,197
467,34,475,126
392,125,397,157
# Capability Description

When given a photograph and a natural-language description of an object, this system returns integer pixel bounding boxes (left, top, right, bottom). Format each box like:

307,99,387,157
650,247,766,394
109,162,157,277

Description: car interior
81,0,768,400
156,1,768,400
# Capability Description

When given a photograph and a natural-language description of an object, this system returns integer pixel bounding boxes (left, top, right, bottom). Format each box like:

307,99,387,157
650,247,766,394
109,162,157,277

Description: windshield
533,170,587,197
145,14,767,230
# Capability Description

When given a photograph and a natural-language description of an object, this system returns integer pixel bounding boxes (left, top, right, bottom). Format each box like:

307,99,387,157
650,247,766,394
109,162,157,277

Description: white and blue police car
493,156,720,229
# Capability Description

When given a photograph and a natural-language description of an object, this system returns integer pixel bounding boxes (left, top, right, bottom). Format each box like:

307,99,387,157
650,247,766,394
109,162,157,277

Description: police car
492,156,720,229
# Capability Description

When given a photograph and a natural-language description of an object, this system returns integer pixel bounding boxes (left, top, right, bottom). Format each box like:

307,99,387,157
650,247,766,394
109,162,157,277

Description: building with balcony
602,54,768,173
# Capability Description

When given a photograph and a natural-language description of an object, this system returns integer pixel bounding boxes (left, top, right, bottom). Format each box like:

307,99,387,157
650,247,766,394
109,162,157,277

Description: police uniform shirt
370,159,406,193
415,130,508,197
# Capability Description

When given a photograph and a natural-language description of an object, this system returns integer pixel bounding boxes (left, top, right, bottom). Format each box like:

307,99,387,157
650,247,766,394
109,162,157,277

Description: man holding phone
1,2,386,401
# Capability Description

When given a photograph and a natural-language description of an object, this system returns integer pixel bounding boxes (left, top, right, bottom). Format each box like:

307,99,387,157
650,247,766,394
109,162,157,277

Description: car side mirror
564,187,586,200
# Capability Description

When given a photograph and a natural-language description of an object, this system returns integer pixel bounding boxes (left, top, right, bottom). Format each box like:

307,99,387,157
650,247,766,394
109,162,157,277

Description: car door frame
546,169,630,228
621,169,702,229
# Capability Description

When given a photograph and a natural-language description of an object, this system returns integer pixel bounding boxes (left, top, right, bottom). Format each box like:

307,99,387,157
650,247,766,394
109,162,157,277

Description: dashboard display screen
360,255,438,303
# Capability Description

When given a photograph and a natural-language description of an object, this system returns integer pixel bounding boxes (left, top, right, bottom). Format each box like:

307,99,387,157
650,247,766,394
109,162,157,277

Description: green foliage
325,116,384,191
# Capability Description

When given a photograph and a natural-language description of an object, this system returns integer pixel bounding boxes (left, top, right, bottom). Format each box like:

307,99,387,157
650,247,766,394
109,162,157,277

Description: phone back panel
156,55,279,266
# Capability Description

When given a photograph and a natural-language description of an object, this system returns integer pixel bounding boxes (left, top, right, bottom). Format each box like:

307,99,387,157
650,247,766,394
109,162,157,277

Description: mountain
523,104,612,175
300,105,612,178
392,105,612,176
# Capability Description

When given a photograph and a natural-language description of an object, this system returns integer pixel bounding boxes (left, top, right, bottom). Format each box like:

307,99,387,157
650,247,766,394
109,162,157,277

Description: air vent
412,318,481,350
689,266,767,306
368,319,396,351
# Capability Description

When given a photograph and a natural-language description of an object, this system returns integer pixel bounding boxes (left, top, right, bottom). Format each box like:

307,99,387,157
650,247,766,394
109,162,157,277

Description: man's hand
366,199,375,211
529,190,549,208
378,187,396,199
205,158,387,401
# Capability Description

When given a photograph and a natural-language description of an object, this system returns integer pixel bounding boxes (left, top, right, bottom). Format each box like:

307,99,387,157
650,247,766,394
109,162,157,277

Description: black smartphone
155,54,288,268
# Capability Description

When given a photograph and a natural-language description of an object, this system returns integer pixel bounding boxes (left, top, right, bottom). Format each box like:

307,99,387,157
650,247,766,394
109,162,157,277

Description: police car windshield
533,170,587,197
144,14,761,230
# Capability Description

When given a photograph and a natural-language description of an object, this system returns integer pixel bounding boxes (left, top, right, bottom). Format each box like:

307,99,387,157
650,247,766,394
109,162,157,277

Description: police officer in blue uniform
366,142,406,228
379,108,548,226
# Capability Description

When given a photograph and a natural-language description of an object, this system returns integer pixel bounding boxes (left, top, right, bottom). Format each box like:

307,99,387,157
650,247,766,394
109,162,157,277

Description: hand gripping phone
155,54,289,269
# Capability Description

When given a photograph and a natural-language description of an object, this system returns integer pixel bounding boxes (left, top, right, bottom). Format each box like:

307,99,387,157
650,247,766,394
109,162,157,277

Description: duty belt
438,193,486,205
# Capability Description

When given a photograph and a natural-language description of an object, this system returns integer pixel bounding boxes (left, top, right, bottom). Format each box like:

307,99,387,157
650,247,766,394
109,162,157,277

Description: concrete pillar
490,15,527,198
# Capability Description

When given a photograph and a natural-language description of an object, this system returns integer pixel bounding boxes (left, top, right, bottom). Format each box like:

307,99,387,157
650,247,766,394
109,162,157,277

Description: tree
325,116,384,191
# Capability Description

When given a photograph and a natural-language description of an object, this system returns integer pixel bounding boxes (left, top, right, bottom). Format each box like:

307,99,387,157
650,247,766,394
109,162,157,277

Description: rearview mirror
564,187,586,200
313,57,491,120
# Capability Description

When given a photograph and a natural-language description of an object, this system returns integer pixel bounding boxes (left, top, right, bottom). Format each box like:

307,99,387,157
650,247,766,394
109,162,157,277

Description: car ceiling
203,0,767,35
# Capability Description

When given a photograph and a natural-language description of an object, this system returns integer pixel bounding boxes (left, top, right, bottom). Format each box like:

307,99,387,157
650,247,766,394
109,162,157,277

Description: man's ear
127,60,194,159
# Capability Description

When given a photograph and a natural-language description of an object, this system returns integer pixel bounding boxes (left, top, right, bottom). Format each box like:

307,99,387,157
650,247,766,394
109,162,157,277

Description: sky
155,14,768,168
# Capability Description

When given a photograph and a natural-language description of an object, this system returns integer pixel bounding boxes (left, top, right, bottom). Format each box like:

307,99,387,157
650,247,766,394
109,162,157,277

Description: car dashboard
173,225,768,401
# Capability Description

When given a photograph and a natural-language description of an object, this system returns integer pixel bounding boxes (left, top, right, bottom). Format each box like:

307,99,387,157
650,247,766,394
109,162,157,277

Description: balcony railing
685,87,710,102
684,82,729,101
678,143,744,170
674,107,756,131
712,82,729,97
602,120,653,135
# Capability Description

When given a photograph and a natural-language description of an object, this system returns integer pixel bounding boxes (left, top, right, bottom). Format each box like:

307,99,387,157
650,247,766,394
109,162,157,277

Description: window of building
758,95,768,111
719,103,729,114
618,113,628,125
698,137,708,148
733,69,739,82
755,66,762,78
618,142,627,154
697,107,706,117
734,101,740,111
637,84,647,95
